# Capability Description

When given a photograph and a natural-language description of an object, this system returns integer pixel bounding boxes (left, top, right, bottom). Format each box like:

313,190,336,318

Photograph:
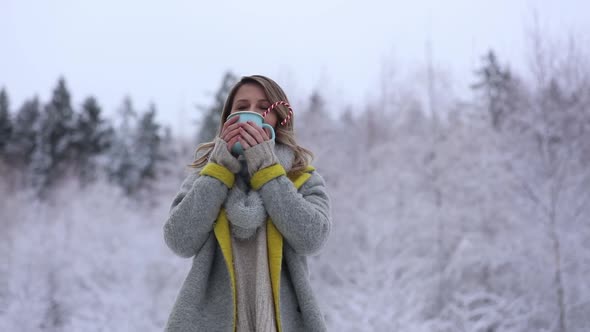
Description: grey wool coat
163,138,332,332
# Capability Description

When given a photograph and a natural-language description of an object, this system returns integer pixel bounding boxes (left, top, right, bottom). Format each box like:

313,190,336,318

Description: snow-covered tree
105,98,164,196
133,103,162,187
29,77,78,198
196,71,237,144
71,96,114,185
5,97,40,167
104,97,140,195
472,50,521,130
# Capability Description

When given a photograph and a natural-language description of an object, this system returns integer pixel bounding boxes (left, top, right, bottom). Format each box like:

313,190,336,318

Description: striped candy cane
263,101,293,126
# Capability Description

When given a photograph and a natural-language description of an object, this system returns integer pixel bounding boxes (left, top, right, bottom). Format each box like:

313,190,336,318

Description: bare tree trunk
434,186,444,314
513,158,569,332
549,204,567,332
41,270,65,332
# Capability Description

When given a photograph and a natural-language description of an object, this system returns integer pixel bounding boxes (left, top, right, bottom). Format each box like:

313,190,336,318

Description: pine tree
0,88,13,155
156,124,177,179
105,96,139,195
104,99,163,195
308,90,326,115
471,50,518,130
72,96,114,184
6,97,40,165
300,90,330,140
45,77,77,161
134,103,161,183
29,77,78,197
196,71,237,144
339,106,354,126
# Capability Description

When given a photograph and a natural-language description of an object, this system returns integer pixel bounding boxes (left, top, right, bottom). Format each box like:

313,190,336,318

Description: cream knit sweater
229,152,284,332
231,223,277,331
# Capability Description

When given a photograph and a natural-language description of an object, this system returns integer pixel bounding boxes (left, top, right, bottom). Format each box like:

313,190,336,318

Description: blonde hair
187,75,314,173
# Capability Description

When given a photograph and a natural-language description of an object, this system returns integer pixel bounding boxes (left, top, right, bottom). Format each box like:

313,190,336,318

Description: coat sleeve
163,163,235,258
251,166,332,256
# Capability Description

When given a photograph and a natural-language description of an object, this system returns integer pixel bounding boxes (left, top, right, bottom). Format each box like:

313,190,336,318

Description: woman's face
229,83,278,130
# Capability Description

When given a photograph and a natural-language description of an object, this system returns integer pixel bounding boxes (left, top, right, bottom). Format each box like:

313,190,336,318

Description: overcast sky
1,0,589,138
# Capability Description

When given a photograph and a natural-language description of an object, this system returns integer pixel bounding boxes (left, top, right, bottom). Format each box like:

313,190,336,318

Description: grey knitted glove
208,136,242,174
243,139,280,177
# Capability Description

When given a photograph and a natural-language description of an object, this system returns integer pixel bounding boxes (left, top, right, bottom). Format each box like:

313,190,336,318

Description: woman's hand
238,121,272,150
220,116,242,153
240,121,278,177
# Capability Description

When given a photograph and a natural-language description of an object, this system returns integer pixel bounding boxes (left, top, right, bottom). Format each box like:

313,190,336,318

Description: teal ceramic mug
226,111,276,155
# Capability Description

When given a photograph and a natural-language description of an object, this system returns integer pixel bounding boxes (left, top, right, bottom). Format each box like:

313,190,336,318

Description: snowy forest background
1,28,590,331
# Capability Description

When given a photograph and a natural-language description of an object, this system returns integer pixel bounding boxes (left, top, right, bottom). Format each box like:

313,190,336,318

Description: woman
163,75,332,332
